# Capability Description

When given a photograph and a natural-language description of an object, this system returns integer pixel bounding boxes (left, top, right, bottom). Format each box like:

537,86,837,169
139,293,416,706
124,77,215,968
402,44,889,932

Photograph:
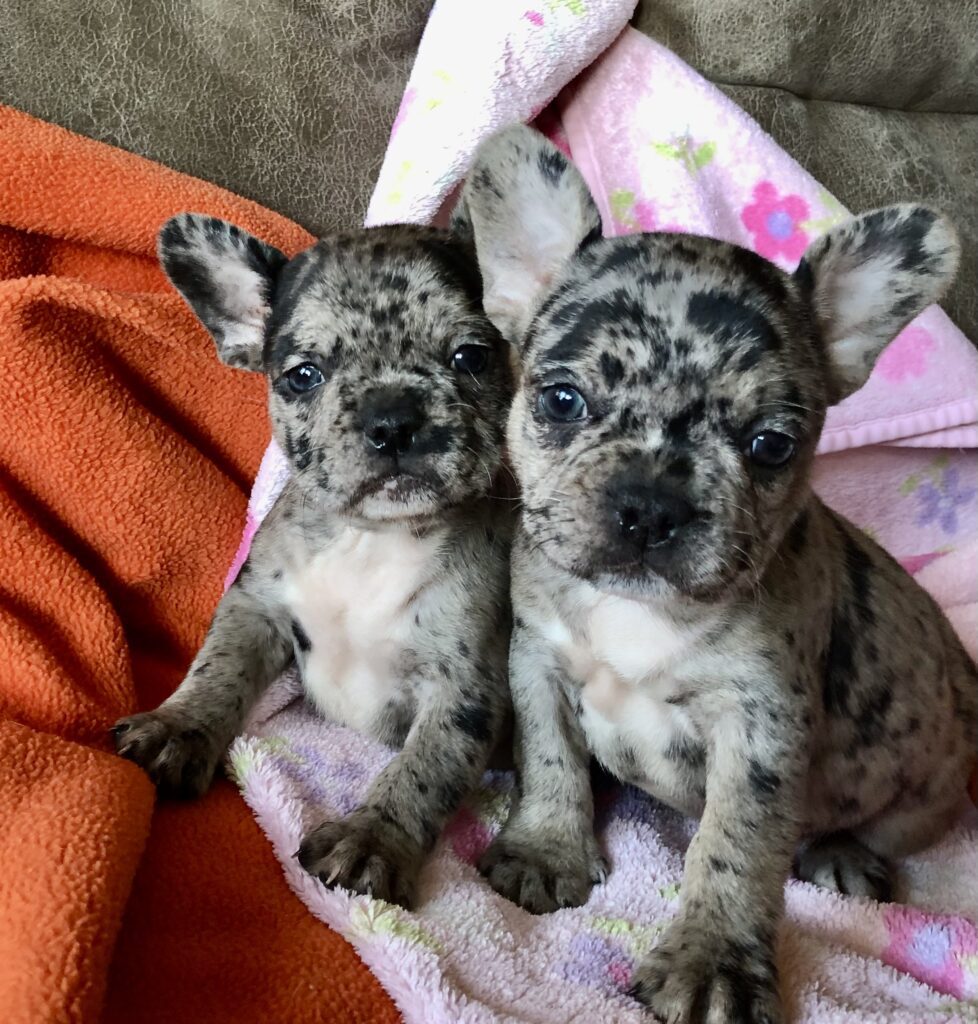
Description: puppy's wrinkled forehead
264,228,484,369
528,233,817,405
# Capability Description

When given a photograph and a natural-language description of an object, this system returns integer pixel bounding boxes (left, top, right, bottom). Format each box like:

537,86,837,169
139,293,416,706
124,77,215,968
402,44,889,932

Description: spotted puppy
458,126,977,1022
113,213,513,908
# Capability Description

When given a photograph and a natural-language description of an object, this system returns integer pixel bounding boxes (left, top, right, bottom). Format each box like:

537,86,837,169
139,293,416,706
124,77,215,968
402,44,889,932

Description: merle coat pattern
113,214,513,909
459,126,977,1023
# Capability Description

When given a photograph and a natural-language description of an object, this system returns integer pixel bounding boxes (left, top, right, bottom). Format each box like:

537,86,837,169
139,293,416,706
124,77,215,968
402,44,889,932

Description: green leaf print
800,191,848,234
348,900,443,952
609,188,637,229
651,135,717,176
693,141,716,168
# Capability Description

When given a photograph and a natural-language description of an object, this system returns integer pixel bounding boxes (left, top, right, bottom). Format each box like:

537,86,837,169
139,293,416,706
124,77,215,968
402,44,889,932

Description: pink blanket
226,14,978,1024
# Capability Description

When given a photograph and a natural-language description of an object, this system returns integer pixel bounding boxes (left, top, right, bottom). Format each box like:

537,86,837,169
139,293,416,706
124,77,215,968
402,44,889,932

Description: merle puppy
458,126,977,1022
113,213,513,908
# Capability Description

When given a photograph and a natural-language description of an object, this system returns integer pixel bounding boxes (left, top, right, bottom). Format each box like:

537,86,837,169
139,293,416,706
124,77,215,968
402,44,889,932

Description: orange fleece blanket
0,104,398,1024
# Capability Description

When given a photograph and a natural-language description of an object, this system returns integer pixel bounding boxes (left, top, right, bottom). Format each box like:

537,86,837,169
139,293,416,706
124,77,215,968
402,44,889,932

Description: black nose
613,484,696,549
361,388,426,457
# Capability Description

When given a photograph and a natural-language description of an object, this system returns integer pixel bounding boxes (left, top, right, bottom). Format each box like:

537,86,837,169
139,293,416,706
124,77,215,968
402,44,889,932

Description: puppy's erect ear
459,124,601,344
797,205,959,402
158,213,288,371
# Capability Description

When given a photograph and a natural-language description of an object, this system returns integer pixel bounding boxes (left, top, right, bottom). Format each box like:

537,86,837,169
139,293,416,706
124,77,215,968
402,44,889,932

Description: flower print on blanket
740,181,810,264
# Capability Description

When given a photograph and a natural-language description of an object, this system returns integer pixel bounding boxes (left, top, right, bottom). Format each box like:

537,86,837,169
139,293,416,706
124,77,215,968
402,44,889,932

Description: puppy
458,126,977,1022
113,214,513,908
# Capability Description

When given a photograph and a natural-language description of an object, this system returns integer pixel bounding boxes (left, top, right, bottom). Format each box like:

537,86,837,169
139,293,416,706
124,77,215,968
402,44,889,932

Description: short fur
113,214,514,909
460,126,977,1023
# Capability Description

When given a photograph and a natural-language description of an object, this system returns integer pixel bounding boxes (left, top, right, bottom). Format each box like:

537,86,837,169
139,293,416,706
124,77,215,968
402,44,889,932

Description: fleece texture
0,104,398,1024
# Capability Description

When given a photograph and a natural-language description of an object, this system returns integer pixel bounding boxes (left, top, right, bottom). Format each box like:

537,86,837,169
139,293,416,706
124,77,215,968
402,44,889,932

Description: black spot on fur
823,611,855,715
600,351,625,389
291,619,311,652
292,433,312,470
842,532,876,627
665,398,706,440
854,684,894,746
686,291,780,355
747,759,781,799
665,734,706,770
785,509,809,555
542,291,649,366
537,147,565,185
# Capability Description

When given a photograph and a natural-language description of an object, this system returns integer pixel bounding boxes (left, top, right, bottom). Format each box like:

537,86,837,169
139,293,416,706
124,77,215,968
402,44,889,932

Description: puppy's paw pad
478,831,606,914
112,710,222,798
796,833,893,901
631,919,782,1024
298,811,422,909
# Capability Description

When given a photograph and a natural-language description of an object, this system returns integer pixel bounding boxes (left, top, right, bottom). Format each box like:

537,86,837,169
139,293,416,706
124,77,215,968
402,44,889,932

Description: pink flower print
741,182,810,264
882,906,978,999
444,806,493,866
876,325,937,382
897,550,947,576
390,87,417,140
915,466,977,535
524,10,545,26
632,199,657,232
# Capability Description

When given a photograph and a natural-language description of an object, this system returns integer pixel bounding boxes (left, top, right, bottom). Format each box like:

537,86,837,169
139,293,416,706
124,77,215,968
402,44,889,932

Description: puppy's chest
543,592,713,811
282,527,444,734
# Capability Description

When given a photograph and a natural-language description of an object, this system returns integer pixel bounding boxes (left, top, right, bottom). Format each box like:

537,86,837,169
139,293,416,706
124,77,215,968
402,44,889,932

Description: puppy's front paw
297,808,424,909
112,709,224,798
631,917,781,1024
478,828,607,913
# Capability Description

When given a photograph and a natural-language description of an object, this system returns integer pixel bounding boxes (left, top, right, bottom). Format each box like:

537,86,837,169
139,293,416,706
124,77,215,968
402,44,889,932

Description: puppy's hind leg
795,832,893,901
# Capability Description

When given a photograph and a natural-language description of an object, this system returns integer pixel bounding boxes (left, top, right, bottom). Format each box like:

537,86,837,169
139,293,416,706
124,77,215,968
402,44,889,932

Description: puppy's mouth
349,471,445,521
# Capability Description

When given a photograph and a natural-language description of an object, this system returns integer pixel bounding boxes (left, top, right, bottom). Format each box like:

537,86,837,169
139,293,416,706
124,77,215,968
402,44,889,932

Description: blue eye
748,431,796,468
284,363,325,394
451,344,490,375
539,385,588,423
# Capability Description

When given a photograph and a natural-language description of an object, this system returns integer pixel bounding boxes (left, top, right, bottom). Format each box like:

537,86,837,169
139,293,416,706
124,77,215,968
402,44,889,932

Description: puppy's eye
284,363,325,394
451,344,489,375
539,385,588,423
747,431,796,468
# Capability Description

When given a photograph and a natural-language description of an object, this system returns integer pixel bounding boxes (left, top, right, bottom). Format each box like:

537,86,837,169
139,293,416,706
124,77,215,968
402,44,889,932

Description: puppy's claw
298,808,424,909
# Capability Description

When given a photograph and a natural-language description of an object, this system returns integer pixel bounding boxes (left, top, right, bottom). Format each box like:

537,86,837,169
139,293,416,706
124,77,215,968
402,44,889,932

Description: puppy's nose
613,484,695,549
361,389,426,457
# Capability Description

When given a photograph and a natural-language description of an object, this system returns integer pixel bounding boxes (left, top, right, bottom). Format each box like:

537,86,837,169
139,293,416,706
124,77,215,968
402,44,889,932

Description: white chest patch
538,583,716,808
283,526,444,734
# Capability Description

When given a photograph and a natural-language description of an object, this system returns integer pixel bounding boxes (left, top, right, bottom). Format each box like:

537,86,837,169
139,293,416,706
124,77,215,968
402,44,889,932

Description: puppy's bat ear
459,125,601,346
795,205,959,402
158,213,288,371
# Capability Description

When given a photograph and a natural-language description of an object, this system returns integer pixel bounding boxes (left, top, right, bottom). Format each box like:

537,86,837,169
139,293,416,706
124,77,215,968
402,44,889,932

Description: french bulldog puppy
458,125,976,1022
114,213,513,908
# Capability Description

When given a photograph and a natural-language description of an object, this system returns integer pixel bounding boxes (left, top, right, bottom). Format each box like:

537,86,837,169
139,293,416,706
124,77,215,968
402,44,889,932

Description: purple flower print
915,466,977,535
559,931,634,995
882,905,978,999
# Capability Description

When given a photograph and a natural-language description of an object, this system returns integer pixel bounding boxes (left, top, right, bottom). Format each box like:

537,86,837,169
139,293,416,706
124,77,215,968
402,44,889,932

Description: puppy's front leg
479,621,607,913
632,691,804,1024
113,573,292,797
298,669,505,909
